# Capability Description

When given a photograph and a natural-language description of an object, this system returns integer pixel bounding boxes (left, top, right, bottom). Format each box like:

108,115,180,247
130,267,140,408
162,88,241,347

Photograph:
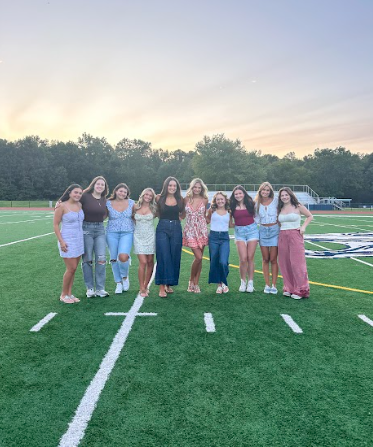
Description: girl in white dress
132,188,157,297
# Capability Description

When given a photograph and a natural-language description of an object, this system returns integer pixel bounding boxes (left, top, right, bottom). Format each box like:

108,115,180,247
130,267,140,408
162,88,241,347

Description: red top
233,208,254,226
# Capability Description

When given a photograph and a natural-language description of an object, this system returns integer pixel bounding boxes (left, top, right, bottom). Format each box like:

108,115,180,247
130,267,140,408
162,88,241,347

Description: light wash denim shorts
234,222,259,243
259,223,280,247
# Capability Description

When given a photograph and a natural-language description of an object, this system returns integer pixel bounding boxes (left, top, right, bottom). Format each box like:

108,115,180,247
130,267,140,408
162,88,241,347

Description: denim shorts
234,222,259,243
259,223,280,247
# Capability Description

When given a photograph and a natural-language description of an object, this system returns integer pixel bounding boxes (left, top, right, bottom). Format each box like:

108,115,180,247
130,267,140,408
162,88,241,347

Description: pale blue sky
0,0,372,156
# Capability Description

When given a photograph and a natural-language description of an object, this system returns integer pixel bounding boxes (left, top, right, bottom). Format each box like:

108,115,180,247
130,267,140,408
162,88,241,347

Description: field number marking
280,314,303,334
358,314,373,327
30,313,57,332
204,313,216,332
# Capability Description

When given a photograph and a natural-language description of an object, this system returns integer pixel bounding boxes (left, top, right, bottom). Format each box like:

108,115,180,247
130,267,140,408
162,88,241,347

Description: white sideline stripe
59,263,157,447
358,314,373,327
281,314,303,334
305,240,373,268
0,217,52,225
204,313,216,332
30,313,57,332
105,312,157,316
59,295,146,447
0,232,54,248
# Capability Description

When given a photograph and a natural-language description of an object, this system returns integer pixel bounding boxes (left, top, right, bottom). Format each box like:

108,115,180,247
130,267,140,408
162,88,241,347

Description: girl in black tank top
155,177,185,297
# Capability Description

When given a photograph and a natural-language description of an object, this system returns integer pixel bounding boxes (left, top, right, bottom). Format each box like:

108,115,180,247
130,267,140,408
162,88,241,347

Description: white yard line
0,232,54,248
0,217,52,225
59,263,157,447
280,314,303,334
204,313,216,333
358,314,373,327
30,313,57,332
105,312,157,316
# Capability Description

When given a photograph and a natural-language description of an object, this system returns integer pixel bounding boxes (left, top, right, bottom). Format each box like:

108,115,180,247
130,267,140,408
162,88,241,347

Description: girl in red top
230,185,259,293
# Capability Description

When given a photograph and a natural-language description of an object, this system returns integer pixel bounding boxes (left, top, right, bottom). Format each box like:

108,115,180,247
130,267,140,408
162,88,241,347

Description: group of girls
53,176,313,303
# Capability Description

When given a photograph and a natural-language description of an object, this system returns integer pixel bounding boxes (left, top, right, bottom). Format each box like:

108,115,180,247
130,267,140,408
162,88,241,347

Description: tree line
0,133,372,203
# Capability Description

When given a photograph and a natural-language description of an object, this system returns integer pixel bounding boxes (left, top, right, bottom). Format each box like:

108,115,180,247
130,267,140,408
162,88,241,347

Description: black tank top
159,204,180,220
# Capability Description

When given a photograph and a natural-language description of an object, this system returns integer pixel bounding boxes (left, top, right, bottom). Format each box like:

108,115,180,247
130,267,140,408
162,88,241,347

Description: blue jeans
208,230,230,285
155,219,182,286
106,231,133,283
82,222,107,290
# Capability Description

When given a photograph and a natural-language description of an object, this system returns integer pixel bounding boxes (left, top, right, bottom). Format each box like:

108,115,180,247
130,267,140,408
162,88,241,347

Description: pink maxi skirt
278,229,310,298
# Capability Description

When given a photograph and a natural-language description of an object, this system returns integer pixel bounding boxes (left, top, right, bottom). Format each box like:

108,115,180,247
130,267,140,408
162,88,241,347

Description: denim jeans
155,219,182,286
82,222,107,290
208,230,230,285
106,231,133,283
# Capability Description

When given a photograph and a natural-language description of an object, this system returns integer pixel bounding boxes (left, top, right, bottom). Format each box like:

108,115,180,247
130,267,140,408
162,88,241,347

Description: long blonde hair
254,182,275,213
185,178,208,203
135,188,157,215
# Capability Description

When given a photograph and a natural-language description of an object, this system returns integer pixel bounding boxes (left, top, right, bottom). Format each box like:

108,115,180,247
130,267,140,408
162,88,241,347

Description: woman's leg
107,232,122,283
260,246,271,286
145,255,154,290
117,232,133,282
269,246,279,286
278,231,293,295
236,241,249,280
208,234,220,284
62,257,80,297
246,240,257,281
155,221,171,296
82,225,95,291
219,237,230,286
94,224,107,291
137,254,147,294
191,247,204,286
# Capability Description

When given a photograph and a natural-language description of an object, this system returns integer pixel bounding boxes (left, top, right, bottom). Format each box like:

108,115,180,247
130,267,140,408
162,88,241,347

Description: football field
1,210,373,446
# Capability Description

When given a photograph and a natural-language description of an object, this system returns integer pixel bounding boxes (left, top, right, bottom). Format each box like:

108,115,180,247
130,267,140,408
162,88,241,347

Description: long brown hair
277,187,300,214
83,176,109,198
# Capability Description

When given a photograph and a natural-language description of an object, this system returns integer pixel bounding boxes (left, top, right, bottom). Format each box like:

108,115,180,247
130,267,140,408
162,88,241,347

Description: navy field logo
304,232,373,259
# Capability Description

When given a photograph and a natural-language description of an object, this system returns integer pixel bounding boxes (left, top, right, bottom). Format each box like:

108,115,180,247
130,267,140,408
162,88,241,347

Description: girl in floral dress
182,178,209,293
133,188,157,297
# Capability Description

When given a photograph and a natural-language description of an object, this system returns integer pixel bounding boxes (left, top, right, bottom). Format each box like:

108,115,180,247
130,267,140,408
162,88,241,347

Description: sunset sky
0,0,372,157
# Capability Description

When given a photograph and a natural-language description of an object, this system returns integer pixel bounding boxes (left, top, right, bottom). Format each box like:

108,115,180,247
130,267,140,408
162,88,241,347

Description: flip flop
60,295,75,304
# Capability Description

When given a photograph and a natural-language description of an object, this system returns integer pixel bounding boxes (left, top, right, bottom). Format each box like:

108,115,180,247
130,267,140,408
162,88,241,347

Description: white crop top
256,198,278,224
278,212,301,230
210,211,230,232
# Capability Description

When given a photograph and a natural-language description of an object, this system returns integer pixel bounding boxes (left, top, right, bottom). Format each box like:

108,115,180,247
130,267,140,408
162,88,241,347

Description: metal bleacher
181,184,319,206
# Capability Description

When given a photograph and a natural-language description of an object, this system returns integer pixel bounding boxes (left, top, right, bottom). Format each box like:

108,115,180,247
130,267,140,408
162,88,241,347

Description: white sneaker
270,285,278,295
222,283,229,294
291,294,303,300
239,279,247,292
264,285,271,294
96,289,109,297
115,283,123,294
246,280,254,293
86,288,96,298
122,278,130,292
283,292,291,297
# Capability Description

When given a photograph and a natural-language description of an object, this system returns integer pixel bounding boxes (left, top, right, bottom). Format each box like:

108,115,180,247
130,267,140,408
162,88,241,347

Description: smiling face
69,188,83,201
94,179,106,195
215,194,226,208
234,188,245,203
143,190,154,203
192,182,202,196
280,190,291,204
168,180,177,195
260,186,271,198
116,187,128,200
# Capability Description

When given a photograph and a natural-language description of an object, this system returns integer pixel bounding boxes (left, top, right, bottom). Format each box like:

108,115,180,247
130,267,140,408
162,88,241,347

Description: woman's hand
60,240,68,252
299,225,306,236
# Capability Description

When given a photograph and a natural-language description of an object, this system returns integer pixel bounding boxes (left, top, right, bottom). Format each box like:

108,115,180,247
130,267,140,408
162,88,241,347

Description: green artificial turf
1,211,373,446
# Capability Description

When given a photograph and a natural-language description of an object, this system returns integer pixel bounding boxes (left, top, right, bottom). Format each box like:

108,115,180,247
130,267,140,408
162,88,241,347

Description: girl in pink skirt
182,178,209,293
277,187,313,299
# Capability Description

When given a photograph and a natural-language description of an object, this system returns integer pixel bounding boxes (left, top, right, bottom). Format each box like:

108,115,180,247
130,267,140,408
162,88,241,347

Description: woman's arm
299,205,313,235
229,212,235,228
53,205,68,252
205,208,212,224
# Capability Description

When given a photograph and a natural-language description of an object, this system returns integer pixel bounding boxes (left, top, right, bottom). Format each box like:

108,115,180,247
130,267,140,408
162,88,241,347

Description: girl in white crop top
206,192,233,294
277,187,313,300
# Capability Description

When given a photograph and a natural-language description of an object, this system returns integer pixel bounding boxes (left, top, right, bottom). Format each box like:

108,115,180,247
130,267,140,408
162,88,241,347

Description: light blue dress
58,209,85,258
